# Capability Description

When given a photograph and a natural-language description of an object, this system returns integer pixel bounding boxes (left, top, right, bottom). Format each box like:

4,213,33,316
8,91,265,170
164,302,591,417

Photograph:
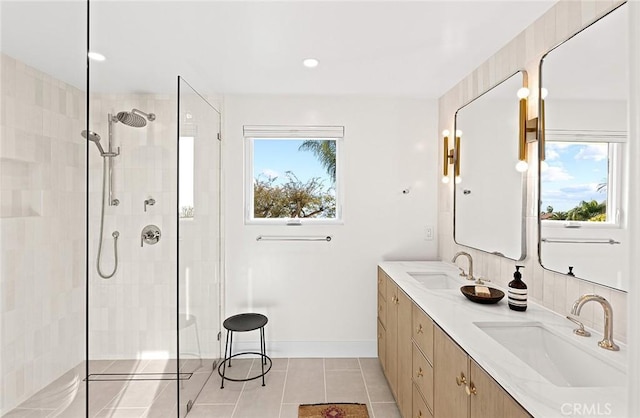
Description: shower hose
96,156,119,279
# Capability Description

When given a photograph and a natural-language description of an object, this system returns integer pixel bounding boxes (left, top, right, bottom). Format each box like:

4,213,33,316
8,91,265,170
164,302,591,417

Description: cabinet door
504,394,531,418
469,360,503,418
385,277,399,398
434,327,469,418
397,290,412,418
470,360,531,418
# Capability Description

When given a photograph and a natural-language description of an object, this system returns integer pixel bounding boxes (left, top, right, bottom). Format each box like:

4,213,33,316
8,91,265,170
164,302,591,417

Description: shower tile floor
3,358,400,418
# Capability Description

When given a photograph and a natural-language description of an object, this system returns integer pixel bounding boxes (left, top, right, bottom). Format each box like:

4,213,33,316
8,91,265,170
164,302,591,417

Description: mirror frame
536,2,628,291
453,70,528,261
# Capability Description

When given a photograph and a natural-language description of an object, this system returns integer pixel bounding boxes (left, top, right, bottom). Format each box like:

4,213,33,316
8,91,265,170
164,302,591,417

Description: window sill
541,220,621,229
245,219,344,226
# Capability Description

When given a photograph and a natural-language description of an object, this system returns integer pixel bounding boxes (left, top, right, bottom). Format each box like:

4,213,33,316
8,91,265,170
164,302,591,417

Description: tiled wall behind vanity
0,53,86,413
437,0,628,342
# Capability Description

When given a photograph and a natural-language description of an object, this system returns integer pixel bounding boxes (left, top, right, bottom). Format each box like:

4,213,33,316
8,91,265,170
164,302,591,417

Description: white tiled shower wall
0,53,86,413
438,0,629,342
88,94,180,360
87,92,221,361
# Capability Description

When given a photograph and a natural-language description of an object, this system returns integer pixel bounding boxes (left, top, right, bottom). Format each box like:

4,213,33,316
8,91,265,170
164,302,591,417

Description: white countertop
378,261,628,418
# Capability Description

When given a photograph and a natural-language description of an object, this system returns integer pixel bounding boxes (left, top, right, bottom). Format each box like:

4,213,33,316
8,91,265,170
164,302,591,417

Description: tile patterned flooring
3,358,400,418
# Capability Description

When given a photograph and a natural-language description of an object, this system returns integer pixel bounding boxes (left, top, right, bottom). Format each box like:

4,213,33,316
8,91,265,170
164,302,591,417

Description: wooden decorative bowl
460,285,505,304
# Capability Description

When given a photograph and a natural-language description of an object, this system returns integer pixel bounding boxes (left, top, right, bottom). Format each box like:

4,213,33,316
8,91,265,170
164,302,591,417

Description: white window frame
244,125,344,225
541,129,626,229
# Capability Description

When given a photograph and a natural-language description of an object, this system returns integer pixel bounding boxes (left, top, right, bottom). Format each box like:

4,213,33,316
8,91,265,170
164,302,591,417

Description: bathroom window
541,137,623,225
244,125,343,224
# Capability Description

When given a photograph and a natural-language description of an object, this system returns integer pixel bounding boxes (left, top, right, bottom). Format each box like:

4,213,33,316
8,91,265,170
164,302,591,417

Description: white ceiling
1,1,557,97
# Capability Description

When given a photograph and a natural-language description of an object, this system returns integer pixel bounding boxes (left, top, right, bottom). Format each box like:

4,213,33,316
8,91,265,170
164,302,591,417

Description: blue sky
253,139,333,187
541,142,608,212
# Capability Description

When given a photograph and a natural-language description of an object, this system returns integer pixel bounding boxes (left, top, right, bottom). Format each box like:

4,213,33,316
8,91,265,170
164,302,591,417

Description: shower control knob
144,197,156,212
141,225,161,247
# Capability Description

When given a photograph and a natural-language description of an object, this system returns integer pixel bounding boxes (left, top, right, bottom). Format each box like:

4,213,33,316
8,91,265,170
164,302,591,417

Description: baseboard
229,340,377,358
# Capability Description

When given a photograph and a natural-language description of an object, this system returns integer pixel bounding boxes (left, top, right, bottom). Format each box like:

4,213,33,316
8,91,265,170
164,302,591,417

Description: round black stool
218,313,272,388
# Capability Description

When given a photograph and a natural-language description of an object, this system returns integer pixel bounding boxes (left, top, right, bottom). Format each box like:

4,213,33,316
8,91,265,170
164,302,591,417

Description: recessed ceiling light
303,58,319,68
88,51,106,62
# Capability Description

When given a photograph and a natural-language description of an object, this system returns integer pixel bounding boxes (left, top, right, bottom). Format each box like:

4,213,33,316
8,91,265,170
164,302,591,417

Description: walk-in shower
2,3,222,416
84,109,155,279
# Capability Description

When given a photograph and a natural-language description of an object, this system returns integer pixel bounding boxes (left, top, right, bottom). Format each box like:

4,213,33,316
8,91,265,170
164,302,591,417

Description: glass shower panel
0,1,87,416
177,76,221,416
87,2,180,415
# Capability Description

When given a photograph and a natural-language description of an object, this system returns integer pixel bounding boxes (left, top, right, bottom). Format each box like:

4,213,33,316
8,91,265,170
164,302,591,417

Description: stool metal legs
219,326,270,389
260,327,265,386
220,330,231,389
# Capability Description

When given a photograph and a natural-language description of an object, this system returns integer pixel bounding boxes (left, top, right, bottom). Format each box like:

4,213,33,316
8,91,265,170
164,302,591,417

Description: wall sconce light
441,130,455,183
454,130,462,184
516,87,530,172
539,87,548,161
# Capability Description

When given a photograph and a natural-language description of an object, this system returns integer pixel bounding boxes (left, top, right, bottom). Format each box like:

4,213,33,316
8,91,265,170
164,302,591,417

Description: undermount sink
407,272,459,289
474,321,625,387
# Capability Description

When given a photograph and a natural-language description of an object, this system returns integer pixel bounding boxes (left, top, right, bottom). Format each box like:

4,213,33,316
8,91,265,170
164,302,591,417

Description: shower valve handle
144,198,156,212
141,225,161,247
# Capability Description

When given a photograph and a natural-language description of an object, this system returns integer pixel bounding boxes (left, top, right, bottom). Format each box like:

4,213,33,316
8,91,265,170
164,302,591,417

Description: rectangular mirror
453,71,527,260
538,3,628,291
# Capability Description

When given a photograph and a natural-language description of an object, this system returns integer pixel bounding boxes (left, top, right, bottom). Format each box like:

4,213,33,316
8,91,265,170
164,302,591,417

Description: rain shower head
82,130,107,154
116,108,156,127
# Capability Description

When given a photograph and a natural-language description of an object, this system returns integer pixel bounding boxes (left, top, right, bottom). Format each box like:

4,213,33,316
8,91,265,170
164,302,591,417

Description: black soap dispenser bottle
508,266,527,311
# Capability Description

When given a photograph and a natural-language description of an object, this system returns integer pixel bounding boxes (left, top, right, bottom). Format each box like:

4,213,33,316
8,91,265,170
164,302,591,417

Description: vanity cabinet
377,267,530,418
434,326,531,418
377,268,412,418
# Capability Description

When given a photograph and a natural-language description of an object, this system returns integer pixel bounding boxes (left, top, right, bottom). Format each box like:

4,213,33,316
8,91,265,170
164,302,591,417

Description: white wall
223,95,438,357
0,53,86,414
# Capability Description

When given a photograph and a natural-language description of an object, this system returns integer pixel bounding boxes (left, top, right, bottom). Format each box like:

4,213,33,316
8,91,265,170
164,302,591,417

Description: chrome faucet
570,294,619,351
452,251,474,281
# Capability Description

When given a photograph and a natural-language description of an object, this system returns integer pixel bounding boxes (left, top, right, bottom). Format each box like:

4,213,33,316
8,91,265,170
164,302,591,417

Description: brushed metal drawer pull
465,382,477,396
455,372,467,386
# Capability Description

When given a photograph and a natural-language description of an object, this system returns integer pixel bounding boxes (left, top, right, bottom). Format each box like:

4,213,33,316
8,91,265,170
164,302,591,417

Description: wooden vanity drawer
412,304,434,363
377,318,386,370
413,383,434,418
377,267,387,298
378,291,386,328
412,343,434,411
